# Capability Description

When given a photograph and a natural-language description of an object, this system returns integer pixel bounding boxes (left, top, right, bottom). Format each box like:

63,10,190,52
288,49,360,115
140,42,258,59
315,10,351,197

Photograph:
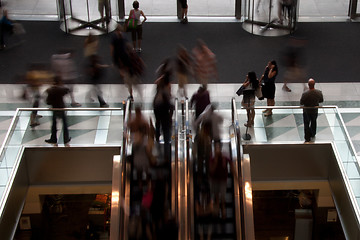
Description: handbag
126,10,138,31
236,85,245,96
255,85,263,100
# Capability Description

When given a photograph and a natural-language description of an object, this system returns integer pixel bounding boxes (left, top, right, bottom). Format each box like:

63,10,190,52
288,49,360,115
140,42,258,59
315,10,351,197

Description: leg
46,112,58,143
310,111,318,138
265,98,274,116
131,29,136,50
61,111,71,143
137,25,143,50
154,108,161,142
303,111,311,142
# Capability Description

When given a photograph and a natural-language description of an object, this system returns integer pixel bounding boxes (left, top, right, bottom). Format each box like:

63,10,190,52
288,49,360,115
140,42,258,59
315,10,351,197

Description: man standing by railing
45,76,71,145
300,78,323,143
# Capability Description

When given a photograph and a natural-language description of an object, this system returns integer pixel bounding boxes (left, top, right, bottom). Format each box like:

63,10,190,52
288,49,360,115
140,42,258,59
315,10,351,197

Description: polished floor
1,82,360,152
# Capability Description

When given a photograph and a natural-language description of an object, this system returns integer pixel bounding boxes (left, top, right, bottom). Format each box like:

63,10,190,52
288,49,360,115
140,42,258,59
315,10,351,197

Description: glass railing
238,105,360,221
1,104,360,238
0,107,125,218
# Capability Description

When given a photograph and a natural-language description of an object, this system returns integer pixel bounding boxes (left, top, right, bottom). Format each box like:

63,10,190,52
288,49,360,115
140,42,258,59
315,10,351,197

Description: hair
133,1,139,9
248,71,259,90
271,60,278,72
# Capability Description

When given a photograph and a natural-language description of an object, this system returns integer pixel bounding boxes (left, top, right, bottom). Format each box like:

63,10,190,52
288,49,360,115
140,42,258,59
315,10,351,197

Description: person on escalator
208,141,237,219
195,183,213,240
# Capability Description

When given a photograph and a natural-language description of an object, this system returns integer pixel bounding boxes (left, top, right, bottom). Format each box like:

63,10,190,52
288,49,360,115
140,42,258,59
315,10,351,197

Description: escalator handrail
185,98,194,240
231,97,245,240
173,98,179,221
119,98,132,240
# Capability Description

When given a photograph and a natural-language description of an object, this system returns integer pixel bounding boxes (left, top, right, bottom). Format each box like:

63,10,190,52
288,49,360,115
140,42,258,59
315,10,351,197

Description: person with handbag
240,71,259,127
128,1,146,52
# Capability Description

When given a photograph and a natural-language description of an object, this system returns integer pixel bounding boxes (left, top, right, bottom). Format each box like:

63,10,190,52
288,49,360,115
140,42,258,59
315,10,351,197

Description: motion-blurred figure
190,85,210,120
125,46,145,100
282,37,307,92
192,39,218,88
195,104,223,143
84,33,99,58
51,49,81,107
85,54,109,107
153,72,174,163
209,142,237,219
175,45,192,99
45,77,71,145
278,0,295,25
0,9,12,50
24,63,54,128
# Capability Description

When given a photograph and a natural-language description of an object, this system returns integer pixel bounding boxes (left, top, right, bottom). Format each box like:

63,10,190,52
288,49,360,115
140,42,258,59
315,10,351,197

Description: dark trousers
50,111,70,143
154,108,171,161
303,109,318,141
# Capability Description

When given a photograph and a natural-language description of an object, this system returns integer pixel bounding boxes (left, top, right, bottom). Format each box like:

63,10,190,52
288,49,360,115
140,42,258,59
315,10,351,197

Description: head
133,1,139,9
308,78,315,89
247,71,258,89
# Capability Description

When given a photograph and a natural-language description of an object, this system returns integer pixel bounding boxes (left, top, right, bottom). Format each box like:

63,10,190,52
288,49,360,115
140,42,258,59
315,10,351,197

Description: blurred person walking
282,37,307,92
260,60,278,116
240,71,259,127
128,0,146,52
190,85,210,120
300,78,323,143
153,72,174,163
192,39,218,88
0,9,12,50
51,49,82,107
85,54,109,107
195,104,223,143
175,45,193,99
45,77,71,145
209,142,237,219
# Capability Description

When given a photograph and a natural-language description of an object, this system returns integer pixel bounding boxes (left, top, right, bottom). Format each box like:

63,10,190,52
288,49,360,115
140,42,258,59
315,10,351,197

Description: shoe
264,111,273,116
262,109,269,113
36,114,43,119
71,102,82,107
64,137,71,144
184,17,188,23
100,103,109,108
304,140,312,144
282,85,291,92
244,123,252,127
30,122,40,128
45,139,57,144
137,48,142,53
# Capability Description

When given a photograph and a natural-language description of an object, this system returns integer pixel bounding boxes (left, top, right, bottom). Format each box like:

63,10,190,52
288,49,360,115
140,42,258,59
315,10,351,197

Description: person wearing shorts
129,1,146,52
179,0,188,23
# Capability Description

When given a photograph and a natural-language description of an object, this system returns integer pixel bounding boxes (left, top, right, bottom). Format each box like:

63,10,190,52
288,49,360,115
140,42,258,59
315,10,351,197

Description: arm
141,10,147,23
268,68,277,79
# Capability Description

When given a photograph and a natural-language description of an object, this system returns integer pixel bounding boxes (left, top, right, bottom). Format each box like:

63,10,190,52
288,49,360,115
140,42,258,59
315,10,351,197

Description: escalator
185,98,255,240
111,98,180,240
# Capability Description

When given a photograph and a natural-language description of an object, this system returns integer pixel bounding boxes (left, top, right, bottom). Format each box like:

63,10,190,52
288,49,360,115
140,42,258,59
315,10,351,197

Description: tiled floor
1,82,360,155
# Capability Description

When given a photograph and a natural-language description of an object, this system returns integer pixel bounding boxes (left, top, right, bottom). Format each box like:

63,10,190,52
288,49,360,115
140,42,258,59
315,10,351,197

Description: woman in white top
241,71,259,127
129,1,147,52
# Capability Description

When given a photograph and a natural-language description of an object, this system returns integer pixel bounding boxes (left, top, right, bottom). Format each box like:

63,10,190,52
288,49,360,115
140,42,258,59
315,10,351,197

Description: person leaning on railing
300,78,323,143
